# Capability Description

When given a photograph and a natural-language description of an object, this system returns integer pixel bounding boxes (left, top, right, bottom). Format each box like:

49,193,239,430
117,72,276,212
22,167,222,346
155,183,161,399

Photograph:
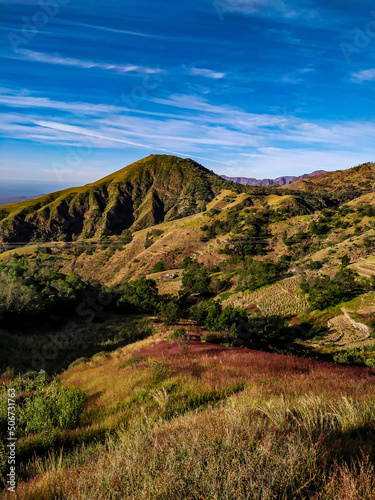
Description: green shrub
168,328,189,349
151,260,167,273
156,301,181,325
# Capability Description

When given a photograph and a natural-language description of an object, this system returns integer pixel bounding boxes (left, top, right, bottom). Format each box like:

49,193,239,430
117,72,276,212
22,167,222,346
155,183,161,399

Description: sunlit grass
2,327,375,499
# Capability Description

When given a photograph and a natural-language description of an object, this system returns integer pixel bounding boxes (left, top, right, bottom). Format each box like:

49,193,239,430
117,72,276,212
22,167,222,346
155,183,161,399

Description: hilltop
0,155,234,245
285,162,375,203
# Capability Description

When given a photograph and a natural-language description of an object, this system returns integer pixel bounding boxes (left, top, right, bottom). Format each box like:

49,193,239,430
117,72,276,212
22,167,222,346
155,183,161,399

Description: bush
0,375,86,446
180,261,210,296
116,278,159,313
168,328,189,349
156,301,181,325
190,300,247,333
151,260,167,273
237,256,290,292
119,229,133,244
302,268,368,310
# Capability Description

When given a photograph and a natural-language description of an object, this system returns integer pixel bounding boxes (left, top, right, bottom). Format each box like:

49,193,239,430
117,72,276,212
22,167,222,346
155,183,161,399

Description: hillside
1,322,375,499
0,155,234,245
285,162,375,203
1,157,375,499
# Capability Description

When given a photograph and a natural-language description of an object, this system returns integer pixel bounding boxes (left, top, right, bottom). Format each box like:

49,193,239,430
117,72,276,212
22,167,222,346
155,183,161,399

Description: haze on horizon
1,0,375,187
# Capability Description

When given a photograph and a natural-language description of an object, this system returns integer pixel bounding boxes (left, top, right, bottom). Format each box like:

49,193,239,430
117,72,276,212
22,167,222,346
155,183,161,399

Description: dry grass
2,325,375,499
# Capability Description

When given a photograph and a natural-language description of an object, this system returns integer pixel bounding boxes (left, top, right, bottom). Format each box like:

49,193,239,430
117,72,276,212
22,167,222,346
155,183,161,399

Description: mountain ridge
221,170,326,186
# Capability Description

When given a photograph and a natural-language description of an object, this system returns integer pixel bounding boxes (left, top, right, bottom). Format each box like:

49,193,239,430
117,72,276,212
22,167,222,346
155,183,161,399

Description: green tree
151,260,167,273
341,254,350,268
181,261,210,295
155,301,181,325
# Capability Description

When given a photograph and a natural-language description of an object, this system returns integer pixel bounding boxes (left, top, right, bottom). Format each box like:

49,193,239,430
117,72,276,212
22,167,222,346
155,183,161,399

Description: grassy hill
2,157,375,498
0,155,235,245
1,322,375,499
285,162,375,204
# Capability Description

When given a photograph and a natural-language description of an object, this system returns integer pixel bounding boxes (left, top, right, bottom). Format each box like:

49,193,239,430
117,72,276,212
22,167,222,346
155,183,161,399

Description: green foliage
119,229,133,244
308,259,322,271
236,256,290,292
341,254,350,268
150,356,171,383
180,261,211,296
190,300,246,333
151,260,167,273
155,301,181,325
116,278,159,313
222,210,270,257
308,219,330,235
200,210,241,241
168,328,189,349
333,345,375,367
0,373,86,475
301,268,371,310
0,255,96,324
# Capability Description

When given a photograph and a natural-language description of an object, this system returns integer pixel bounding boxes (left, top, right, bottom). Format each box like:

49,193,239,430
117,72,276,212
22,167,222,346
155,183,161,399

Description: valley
1,155,375,498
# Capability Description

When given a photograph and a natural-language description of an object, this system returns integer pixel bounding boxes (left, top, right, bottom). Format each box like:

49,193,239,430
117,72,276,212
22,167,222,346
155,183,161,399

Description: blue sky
1,0,375,188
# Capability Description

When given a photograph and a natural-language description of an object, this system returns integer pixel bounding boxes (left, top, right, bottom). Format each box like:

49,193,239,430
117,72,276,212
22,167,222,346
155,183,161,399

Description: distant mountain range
0,194,45,206
221,170,327,187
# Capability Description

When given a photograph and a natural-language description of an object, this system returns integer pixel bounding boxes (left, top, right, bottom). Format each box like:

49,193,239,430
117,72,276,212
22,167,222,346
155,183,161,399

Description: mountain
221,170,326,187
0,194,46,206
0,155,235,244
284,162,375,202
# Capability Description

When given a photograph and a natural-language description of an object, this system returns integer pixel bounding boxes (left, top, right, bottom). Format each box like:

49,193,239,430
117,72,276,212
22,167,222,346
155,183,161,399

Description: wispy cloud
9,49,164,75
53,19,165,39
217,0,298,18
0,88,374,177
350,69,375,84
281,67,315,84
0,88,117,115
185,66,226,79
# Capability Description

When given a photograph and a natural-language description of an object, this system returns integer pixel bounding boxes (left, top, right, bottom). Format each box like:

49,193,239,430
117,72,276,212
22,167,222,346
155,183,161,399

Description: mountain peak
0,155,227,244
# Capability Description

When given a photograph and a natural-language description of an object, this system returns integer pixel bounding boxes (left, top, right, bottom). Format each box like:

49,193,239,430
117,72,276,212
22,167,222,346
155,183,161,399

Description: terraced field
321,312,372,349
351,256,375,277
223,276,308,317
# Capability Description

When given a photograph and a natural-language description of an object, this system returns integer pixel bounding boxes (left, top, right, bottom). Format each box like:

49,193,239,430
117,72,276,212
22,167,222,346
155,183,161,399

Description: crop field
352,256,375,277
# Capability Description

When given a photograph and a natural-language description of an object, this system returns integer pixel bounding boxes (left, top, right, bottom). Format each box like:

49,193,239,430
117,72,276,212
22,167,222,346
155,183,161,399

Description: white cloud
222,148,372,178
186,66,226,79
350,69,375,84
0,89,374,177
216,0,297,18
10,49,164,75
0,90,117,115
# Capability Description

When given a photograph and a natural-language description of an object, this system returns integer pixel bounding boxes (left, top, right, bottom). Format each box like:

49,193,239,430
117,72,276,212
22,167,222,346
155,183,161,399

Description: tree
155,301,181,325
151,260,167,273
116,278,158,313
119,229,133,244
341,254,350,268
181,261,210,296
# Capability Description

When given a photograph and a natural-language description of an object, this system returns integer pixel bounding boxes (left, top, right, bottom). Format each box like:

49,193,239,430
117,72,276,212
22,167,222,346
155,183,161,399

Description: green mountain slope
0,155,233,244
